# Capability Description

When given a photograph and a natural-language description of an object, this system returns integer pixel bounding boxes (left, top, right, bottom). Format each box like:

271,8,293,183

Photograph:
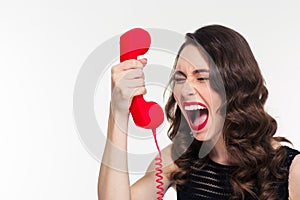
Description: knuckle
141,70,145,78
138,68,143,76
111,74,119,84
134,79,141,85
137,79,145,87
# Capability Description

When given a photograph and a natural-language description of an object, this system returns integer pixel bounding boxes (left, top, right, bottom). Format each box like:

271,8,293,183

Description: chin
193,128,223,144
192,128,212,141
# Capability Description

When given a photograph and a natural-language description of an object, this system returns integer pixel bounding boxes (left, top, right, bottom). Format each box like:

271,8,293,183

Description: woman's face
173,44,224,141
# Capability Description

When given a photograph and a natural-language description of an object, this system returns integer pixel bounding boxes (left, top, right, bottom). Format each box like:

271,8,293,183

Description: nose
182,81,196,97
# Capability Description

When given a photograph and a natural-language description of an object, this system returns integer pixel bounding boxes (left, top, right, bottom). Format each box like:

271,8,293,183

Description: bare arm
98,107,176,200
98,58,177,200
289,154,300,200
98,107,131,200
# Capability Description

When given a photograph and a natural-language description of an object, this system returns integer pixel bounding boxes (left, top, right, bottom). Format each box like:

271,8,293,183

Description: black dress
176,146,299,200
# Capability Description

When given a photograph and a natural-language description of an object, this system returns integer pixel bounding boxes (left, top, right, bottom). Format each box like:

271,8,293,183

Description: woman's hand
110,58,147,115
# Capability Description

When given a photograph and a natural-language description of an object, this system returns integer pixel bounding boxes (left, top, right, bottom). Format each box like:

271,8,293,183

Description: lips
183,102,209,131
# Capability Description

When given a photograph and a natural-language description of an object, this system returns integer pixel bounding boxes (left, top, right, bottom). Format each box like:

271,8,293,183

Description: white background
1,0,300,199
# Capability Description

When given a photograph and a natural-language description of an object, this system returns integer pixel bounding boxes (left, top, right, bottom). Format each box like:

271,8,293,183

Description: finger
123,68,144,80
113,69,144,87
133,87,147,96
138,58,147,65
129,87,147,104
126,78,145,88
115,59,147,72
116,75,145,89
111,59,147,78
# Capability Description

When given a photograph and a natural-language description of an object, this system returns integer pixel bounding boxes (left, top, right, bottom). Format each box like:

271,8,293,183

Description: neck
208,136,230,165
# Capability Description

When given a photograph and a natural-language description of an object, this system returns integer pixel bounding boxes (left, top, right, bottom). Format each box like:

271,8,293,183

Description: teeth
184,104,206,111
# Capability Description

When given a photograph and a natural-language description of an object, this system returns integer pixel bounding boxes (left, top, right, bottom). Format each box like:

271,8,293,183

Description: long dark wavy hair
165,24,291,200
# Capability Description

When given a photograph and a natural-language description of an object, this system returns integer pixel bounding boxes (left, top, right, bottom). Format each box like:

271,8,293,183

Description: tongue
192,110,207,126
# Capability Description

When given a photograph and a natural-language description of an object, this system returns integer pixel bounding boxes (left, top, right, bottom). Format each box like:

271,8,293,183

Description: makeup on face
173,44,224,141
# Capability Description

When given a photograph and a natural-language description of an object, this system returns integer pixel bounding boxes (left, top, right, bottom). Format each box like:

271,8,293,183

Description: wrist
109,102,130,133
110,102,129,118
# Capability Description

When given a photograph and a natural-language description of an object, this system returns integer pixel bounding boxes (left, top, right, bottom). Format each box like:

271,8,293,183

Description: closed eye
197,77,209,81
174,77,186,83
173,71,186,83
172,70,209,83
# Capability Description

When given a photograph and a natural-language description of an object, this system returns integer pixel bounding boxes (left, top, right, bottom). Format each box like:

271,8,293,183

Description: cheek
209,89,223,110
194,83,222,112
194,83,213,103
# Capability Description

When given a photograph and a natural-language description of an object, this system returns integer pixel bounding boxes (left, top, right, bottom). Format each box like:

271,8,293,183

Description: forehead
176,44,209,71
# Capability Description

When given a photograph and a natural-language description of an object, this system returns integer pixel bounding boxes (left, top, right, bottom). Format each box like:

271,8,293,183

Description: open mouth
183,102,209,131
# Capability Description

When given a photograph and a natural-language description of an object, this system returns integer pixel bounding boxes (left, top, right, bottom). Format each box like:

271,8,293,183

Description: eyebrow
173,69,209,77
192,69,210,74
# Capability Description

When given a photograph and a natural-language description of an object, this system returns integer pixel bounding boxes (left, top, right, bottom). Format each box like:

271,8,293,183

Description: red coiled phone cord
152,129,164,200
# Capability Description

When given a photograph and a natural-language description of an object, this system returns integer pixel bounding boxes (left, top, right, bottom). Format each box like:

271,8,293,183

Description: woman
98,25,300,200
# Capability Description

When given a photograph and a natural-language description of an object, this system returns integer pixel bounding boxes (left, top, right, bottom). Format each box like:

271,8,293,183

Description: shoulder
130,145,174,200
282,146,300,169
130,144,177,199
289,153,300,200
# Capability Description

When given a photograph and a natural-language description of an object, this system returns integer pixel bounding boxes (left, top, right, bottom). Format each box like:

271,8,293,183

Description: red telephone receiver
120,28,164,130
